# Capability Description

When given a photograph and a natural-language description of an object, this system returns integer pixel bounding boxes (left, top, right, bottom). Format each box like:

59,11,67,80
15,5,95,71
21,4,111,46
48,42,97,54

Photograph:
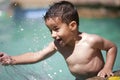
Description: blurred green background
0,0,120,80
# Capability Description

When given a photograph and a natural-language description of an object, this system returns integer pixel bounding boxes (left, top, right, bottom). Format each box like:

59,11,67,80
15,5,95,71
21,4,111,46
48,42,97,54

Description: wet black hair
44,1,79,26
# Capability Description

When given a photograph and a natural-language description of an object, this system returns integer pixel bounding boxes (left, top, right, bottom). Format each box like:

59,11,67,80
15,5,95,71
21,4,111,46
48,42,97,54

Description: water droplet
43,36,46,39
48,74,51,76
14,3,17,6
54,72,57,75
20,28,24,31
48,74,53,79
59,69,62,72
10,16,12,18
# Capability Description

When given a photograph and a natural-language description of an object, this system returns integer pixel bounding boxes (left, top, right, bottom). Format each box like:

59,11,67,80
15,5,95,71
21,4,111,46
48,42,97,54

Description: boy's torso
55,33,104,78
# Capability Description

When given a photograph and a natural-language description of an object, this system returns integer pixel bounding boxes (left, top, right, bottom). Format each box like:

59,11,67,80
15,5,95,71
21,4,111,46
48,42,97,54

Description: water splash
1,65,52,80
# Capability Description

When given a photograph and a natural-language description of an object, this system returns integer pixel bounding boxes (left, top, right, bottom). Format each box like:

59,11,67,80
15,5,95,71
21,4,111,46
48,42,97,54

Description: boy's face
45,17,75,47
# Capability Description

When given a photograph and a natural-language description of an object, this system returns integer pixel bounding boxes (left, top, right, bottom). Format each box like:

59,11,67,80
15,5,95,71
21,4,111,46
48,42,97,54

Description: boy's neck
66,31,82,47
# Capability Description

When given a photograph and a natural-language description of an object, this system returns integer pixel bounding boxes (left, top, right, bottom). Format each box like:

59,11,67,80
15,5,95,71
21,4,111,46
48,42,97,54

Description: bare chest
58,44,96,61
58,45,103,75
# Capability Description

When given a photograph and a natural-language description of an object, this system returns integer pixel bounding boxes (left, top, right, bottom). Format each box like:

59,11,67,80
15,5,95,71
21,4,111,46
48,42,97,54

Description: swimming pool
0,10,120,80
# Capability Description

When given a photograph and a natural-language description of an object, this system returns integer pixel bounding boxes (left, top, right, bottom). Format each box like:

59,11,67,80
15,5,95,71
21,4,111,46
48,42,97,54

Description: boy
0,1,117,80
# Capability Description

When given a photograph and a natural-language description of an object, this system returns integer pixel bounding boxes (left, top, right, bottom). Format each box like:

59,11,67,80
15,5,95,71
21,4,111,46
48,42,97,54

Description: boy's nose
51,31,57,38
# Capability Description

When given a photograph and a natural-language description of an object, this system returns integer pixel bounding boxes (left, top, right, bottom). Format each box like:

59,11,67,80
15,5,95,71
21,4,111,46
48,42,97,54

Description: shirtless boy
0,1,117,80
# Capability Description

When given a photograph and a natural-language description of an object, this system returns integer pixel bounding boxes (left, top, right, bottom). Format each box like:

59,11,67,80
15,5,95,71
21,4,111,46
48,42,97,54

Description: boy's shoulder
80,33,103,44
81,33,101,39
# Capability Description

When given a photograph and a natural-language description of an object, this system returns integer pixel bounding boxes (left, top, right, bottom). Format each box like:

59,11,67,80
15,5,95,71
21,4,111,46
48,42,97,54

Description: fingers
97,72,114,78
108,72,114,77
97,72,106,77
0,52,12,65
0,58,12,65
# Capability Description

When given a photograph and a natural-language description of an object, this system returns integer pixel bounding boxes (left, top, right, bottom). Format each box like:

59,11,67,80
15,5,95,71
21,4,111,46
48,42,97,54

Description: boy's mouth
56,38,62,42
56,38,63,44
56,38,65,46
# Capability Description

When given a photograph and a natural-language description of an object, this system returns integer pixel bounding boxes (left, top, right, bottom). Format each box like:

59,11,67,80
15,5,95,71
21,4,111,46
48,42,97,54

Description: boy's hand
97,68,114,78
0,52,12,65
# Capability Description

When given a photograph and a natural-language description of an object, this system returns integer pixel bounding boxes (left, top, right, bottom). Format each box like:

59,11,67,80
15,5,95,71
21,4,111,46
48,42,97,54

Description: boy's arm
92,35,117,77
0,42,56,65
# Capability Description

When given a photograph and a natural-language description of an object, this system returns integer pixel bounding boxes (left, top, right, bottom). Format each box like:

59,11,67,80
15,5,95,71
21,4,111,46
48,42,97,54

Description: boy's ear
69,21,77,31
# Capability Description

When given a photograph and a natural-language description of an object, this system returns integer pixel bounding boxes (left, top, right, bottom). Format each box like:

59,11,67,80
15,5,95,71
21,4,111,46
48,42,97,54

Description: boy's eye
49,28,59,34
53,27,59,31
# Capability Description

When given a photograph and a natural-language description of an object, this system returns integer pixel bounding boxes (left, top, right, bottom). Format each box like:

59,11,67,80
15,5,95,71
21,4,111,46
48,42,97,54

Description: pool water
0,11,120,80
